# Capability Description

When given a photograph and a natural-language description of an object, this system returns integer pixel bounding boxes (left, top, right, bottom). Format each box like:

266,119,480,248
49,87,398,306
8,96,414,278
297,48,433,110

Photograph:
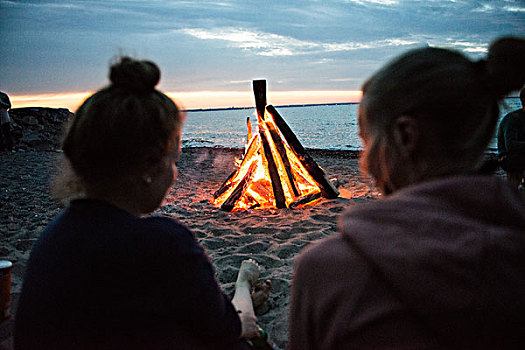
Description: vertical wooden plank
246,116,252,146
253,80,267,122
252,79,286,208
259,127,286,209
267,122,300,197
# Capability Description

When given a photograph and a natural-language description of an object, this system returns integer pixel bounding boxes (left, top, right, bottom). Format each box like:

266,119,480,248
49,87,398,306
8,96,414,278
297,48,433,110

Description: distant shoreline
183,97,520,112
183,101,359,112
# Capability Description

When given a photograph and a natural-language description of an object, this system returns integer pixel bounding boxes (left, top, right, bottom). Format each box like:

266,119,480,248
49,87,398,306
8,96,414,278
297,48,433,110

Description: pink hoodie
290,175,525,349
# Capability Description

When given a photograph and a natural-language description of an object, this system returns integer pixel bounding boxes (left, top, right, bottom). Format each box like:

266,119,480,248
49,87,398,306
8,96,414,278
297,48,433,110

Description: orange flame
213,108,322,211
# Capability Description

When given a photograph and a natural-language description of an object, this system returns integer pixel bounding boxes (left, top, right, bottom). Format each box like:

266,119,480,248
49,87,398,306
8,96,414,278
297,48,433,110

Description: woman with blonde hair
290,37,525,349
15,57,260,349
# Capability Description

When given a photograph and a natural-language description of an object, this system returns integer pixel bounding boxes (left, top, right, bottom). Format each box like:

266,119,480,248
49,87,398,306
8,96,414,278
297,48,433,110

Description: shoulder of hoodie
337,175,525,262
340,174,525,228
294,231,370,284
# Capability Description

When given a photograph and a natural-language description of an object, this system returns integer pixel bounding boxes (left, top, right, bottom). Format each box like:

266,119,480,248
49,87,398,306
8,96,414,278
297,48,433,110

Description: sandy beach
0,146,380,349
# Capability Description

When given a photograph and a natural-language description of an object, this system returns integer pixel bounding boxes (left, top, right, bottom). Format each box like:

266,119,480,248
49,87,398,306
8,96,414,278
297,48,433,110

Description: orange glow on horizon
10,92,93,112
9,90,363,111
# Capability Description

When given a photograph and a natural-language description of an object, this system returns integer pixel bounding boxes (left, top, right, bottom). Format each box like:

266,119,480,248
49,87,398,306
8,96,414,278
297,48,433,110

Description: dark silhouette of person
14,57,262,350
497,87,525,189
0,91,13,152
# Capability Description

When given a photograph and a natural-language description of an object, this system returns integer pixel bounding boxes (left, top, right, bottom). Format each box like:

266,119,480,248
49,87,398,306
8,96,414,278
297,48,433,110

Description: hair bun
109,57,160,94
486,36,525,97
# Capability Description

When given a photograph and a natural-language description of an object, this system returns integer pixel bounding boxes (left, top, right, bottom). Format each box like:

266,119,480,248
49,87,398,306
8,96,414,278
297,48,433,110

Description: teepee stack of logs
213,80,339,212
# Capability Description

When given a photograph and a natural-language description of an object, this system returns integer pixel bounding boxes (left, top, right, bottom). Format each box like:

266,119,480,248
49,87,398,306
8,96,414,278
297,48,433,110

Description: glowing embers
213,80,339,212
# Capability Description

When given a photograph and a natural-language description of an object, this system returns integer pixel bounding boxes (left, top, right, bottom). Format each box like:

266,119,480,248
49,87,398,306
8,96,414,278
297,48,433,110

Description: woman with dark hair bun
290,37,525,349
15,57,260,349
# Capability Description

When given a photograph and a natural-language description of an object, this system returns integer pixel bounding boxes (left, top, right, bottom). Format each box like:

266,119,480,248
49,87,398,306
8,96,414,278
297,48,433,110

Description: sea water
182,98,521,152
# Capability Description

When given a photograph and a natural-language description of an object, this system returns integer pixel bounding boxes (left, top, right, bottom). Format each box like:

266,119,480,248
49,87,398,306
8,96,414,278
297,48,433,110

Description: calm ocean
182,97,521,152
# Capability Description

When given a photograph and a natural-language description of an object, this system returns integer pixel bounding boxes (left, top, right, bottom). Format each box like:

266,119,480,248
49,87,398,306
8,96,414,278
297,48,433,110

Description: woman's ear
393,116,419,157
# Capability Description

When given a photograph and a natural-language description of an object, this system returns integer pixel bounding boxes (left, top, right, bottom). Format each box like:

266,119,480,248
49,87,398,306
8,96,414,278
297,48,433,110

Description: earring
144,176,152,184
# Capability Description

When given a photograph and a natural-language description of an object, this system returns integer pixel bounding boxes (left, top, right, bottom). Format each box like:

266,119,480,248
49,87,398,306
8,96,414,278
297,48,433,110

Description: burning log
253,80,287,209
246,117,252,146
259,126,286,209
267,121,300,197
254,80,300,198
214,135,261,200
214,169,237,200
220,160,258,211
289,192,322,209
266,105,339,199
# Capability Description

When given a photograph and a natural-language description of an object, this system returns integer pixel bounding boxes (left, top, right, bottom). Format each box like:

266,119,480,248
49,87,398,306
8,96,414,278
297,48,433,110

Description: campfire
213,80,339,211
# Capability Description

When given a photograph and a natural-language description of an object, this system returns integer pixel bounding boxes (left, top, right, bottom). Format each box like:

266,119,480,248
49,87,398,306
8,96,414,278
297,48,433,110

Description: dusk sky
1,0,524,110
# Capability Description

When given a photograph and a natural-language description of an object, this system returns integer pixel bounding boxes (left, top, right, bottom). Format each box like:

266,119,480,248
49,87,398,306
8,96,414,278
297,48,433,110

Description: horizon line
8,90,364,111
10,101,361,113
8,90,519,112
183,101,360,112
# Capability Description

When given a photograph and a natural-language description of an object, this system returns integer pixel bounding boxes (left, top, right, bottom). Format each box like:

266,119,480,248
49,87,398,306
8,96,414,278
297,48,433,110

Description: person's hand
238,310,259,339
237,259,260,287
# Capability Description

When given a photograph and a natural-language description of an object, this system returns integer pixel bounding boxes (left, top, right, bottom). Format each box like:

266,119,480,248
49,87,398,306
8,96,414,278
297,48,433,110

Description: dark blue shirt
15,199,244,349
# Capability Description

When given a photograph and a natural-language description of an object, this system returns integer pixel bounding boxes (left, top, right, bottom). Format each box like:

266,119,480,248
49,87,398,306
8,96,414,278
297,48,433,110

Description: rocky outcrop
8,107,73,151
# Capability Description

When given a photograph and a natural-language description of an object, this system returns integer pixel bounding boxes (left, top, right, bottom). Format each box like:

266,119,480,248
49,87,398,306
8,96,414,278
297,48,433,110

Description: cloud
445,40,487,53
472,3,495,13
329,78,362,82
228,80,252,85
504,6,525,12
344,0,399,6
180,27,422,57
0,0,133,14
180,28,318,56
313,58,335,64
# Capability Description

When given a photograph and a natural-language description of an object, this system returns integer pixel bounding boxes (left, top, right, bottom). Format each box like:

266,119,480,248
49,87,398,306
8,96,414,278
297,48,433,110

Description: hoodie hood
339,174,525,343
